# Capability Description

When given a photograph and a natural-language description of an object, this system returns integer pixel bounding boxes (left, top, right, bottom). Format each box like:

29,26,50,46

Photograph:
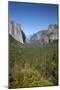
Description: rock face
30,24,58,45
8,21,26,44
8,21,58,45
47,24,58,42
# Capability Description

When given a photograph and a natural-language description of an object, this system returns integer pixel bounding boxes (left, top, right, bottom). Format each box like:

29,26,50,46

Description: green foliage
9,35,58,88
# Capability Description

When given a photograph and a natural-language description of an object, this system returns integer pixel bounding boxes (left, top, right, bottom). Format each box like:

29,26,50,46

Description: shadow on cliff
21,30,26,43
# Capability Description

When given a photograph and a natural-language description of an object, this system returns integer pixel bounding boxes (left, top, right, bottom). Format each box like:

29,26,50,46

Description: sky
8,1,58,36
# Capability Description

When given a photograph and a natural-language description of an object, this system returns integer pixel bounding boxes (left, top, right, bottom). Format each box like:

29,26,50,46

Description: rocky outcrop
47,24,58,42
8,20,26,44
30,24,58,45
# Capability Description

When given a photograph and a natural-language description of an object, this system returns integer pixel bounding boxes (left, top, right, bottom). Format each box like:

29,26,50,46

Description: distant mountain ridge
30,24,58,45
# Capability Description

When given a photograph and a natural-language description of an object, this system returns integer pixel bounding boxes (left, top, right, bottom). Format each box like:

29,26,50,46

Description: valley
9,34,58,88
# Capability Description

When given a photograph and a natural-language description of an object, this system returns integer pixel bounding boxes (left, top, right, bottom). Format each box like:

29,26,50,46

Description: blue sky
8,2,58,36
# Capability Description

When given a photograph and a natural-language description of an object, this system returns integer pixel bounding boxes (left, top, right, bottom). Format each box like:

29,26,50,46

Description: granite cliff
8,20,26,44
